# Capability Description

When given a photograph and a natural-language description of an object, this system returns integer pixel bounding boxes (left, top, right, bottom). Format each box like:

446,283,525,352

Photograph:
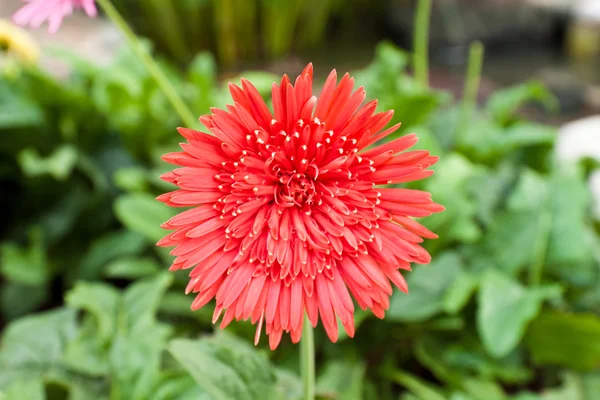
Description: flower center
275,172,318,209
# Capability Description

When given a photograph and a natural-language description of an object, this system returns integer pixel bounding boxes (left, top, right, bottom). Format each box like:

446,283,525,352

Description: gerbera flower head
13,0,97,34
158,64,444,350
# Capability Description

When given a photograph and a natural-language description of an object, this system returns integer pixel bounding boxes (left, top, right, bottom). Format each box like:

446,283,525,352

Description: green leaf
65,282,120,342
477,269,562,358
104,257,161,279
442,271,478,315
0,379,44,400
121,273,173,333
113,167,149,192
545,166,597,286
525,312,600,370
114,194,176,243
507,169,550,212
168,339,256,400
150,374,211,400
317,361,365,400
385,370,446,400
389,252,464,322
415,336,517,398
169,332,281,400
0,282,48,321
486,81,559,125
110,274,173,400
0,228,48,285
273,369,303,400
0,80,43,128
79,230,148,280
480,211,544,276
18,144,79,181
0,309,77,387
423,154,483,246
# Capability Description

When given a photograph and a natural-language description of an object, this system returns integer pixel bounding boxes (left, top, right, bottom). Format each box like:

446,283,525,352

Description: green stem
462,41,484,111
300,314,315,400
459,41,485,133
413,0,432,87
95,0,197,129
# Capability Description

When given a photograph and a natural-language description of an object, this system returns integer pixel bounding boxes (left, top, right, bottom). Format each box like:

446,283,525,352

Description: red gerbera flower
158,64,443,350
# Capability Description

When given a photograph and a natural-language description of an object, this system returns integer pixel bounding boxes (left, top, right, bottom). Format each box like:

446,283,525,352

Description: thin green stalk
95,0,197,129
462,41,485,111
413,0,432,87
300,314,315,400
459,41,485,133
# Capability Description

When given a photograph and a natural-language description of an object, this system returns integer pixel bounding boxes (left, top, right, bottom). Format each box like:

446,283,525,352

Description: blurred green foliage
1,40,600,400
113,0,388,66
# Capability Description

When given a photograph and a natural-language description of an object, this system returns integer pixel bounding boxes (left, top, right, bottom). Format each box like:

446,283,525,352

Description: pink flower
158,64,444,349
13,0,97,34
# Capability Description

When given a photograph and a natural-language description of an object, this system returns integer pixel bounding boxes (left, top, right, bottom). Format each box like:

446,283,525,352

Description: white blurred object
528,0,600,23
557,115,600,161
557,115,600,219
574,0,600,23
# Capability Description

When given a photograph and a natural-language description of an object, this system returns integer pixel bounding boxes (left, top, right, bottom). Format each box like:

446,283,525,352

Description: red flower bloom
158,64,443,349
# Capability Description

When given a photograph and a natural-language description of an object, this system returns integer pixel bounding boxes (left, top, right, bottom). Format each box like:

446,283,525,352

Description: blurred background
1,0,600,399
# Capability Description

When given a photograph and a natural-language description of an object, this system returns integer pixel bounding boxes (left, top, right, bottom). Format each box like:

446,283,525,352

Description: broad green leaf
0,80,43,128
110,324,172,400
18,144,78,181
114,194,176,242
63,317,110,377
65,282,120,341
0,309,77,387
389,252,464,321
200,331,277,397
316,361,365,400
79,230,148,280
480,210,544,276
110,274,173,400
507,169,549,212
486,81,559,125
423,154,483,246
150,374,211,400
501,123,555,151
157,291,213,322
442,271,478,315
104,257,161,279
0,379,44,400
273,369,303,400
465,163,516,226
477,269,561,358
525,312,600,370
0,228,48,285
169,339,254,400
113,167,149,192
545,166,597,286
0,282,48,321
416,335,531,392
169,332,281,400
385,370,446,400
121,273,173,333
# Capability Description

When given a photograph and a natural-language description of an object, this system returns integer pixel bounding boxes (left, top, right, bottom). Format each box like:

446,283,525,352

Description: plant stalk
300,314,315,400
95,0,197,129
414,0,432,87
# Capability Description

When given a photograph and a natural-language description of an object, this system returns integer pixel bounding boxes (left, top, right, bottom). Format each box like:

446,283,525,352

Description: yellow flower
0,19,40,63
